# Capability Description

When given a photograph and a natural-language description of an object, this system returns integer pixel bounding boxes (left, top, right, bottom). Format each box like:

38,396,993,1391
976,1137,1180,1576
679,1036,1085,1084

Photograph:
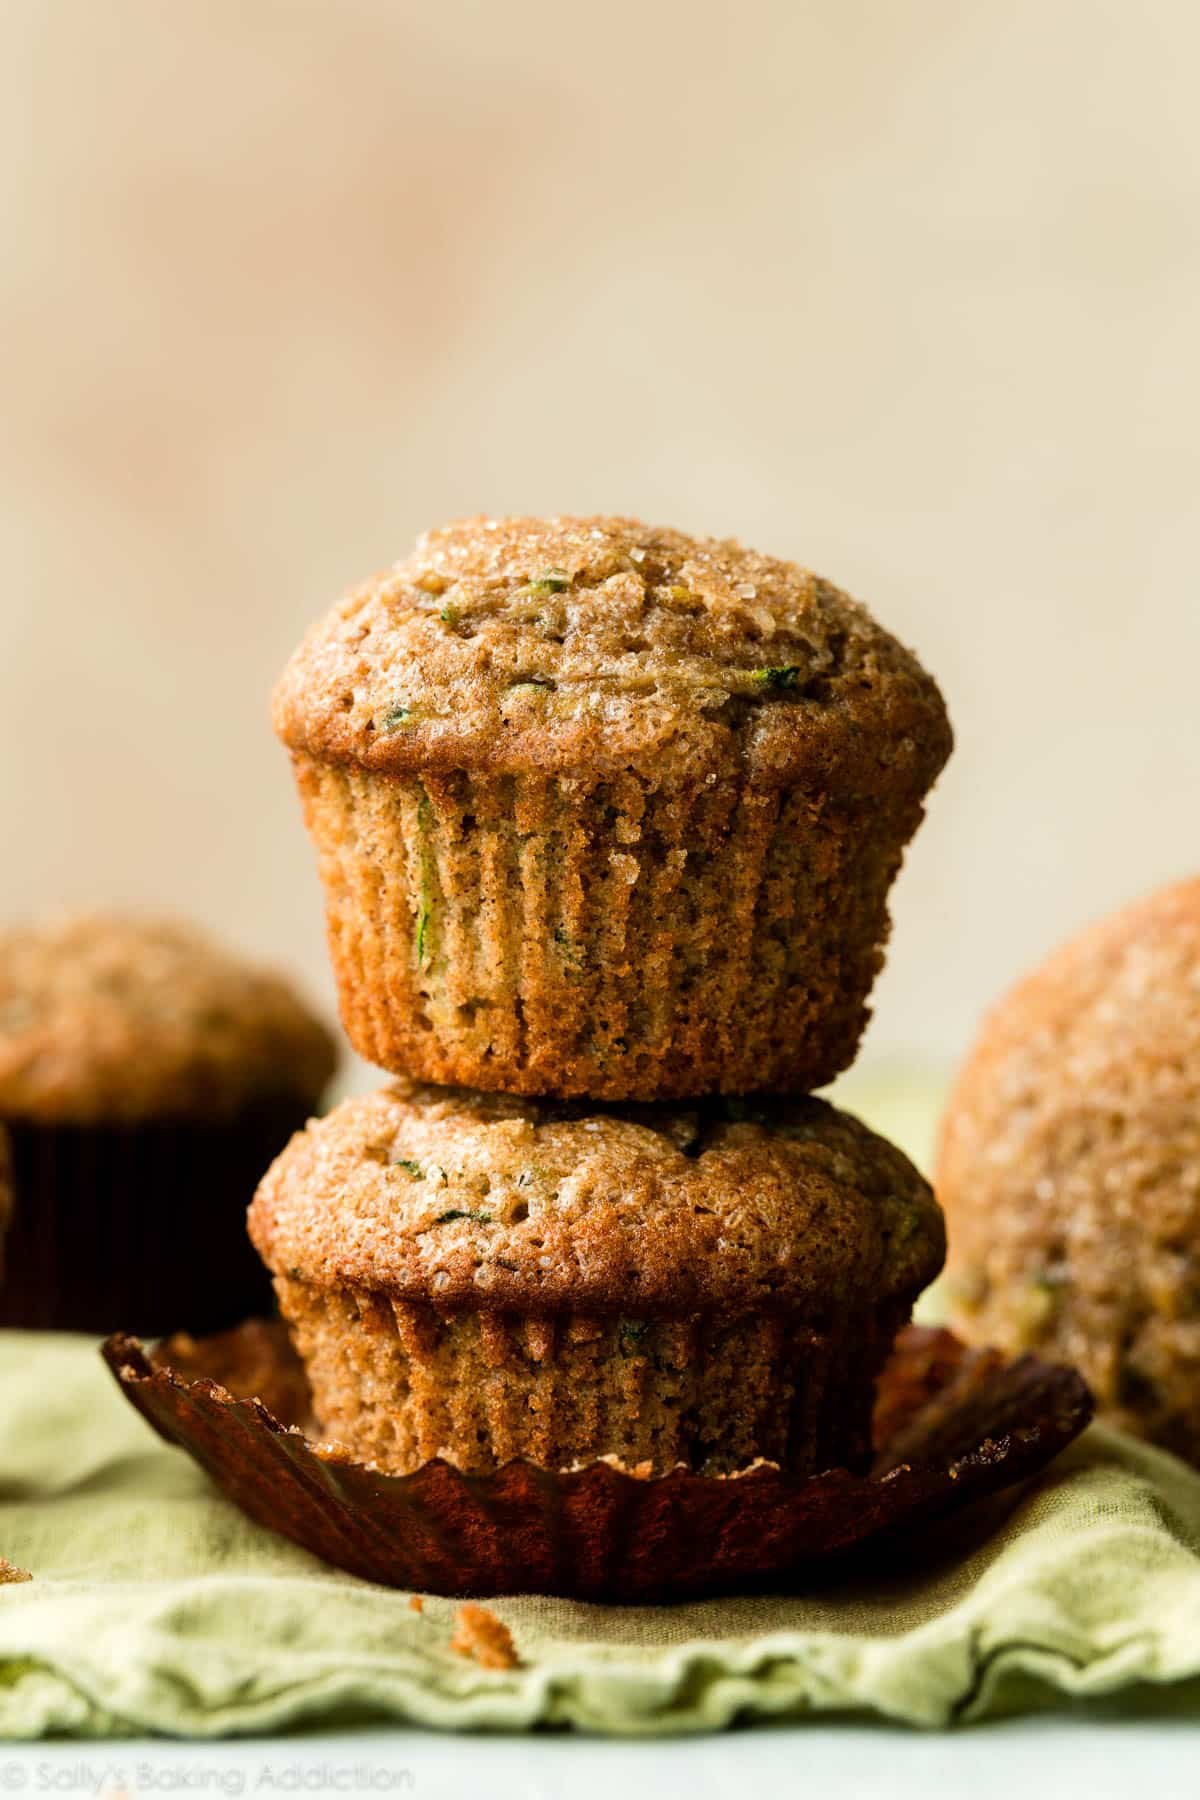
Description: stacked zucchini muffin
254,516,951,1478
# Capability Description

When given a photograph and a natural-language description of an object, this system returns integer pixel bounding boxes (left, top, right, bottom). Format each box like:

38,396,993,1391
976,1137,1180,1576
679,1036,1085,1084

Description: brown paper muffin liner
0,1105,312,1334
102,1321,1093,1602
293,754,923,1099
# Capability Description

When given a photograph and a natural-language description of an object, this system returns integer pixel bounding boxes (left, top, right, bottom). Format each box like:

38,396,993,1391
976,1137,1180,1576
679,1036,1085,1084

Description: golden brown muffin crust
0,912,338,1124
938,876,1200,1462
249,1080,945,1315
273,516,952,794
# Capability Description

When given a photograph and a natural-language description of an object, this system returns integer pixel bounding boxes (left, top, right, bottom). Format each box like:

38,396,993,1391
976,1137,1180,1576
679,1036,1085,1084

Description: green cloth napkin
0,1333,1199,1737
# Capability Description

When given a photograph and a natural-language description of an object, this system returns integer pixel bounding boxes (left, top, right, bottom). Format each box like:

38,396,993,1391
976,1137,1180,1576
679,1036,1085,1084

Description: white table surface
1,1721,1195,1799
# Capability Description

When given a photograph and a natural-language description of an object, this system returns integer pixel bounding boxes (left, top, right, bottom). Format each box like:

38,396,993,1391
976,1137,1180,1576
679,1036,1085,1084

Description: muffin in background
938,876,1200,1466
248,1079,945,1478
0,1124,11,1285
0,912,338,1333
273,515,952,1101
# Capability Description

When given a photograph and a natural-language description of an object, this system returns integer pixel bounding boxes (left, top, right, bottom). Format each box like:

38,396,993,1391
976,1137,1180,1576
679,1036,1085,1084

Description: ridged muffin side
275,516,952,1099
249,1081,945,1477
291,758,921,1098
267,1286,906,1479
0,1125,10,1285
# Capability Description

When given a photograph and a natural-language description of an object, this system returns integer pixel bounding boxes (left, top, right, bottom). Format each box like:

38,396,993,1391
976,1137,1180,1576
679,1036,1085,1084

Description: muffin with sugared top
938,877,1200,1466
0,911,337,1332
249,1078,944,1476
273,515,952,1101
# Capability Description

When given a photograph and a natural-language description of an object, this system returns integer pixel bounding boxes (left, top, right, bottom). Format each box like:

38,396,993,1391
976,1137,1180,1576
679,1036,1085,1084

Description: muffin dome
250,1080,943,1478
938,877,1200,1464
273,515,952,794
0,912,337,1124
250,1081,945,1316
273,516,952,1100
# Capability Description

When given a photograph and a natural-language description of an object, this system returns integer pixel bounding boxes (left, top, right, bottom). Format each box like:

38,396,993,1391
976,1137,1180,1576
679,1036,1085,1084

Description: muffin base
274,1277,911,1477
292,755,924,1099
0,1105,313,1334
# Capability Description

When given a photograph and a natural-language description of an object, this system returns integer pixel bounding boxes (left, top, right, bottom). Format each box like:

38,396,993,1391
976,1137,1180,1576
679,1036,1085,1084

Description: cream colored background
2,0,1197,1110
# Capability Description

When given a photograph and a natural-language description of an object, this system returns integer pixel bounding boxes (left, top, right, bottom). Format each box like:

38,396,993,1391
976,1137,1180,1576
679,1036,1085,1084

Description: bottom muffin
249,1081,944,1477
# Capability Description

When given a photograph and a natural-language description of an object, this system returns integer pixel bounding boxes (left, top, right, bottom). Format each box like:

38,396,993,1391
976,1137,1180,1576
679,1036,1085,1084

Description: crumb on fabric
0,1558,31,1583
408,1594,424,1613
449,1601,519,1670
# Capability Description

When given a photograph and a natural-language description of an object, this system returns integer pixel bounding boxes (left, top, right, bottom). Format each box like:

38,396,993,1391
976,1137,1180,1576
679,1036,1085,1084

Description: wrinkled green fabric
0,1334,1198,1738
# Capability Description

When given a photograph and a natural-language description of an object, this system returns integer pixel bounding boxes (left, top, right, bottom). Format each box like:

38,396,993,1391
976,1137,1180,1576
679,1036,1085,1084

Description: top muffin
0,912,337,1124
274,515,951,794
274,516,951,1099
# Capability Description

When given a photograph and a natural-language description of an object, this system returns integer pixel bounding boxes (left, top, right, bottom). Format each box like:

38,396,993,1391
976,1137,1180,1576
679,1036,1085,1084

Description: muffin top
0,913,338,1124
249,1079,944,1314
939,877,1200,1233
939,876,1200,1208
274,515,952,793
